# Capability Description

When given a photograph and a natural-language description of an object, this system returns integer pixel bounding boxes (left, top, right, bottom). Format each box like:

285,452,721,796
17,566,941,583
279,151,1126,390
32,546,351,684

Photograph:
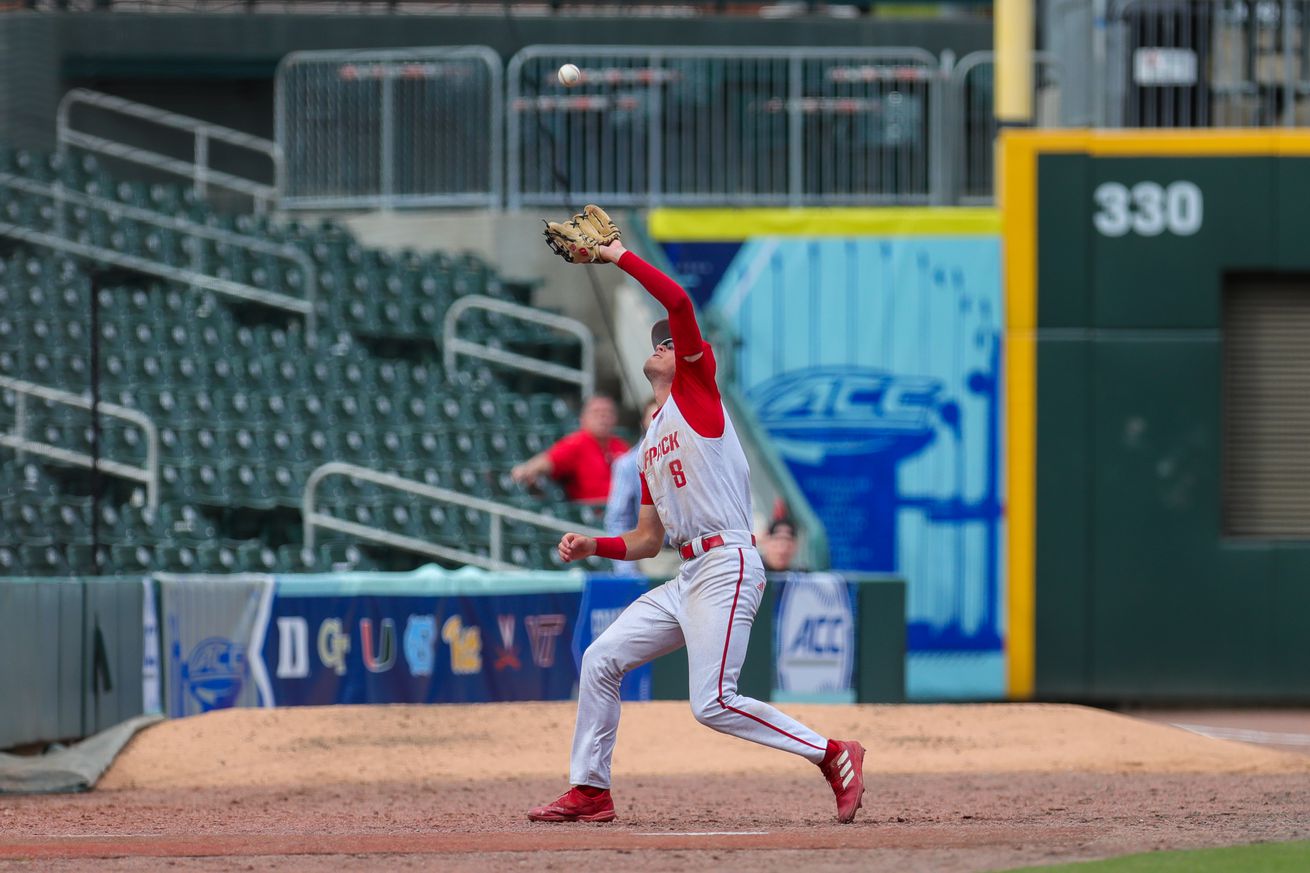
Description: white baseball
557,63,581,87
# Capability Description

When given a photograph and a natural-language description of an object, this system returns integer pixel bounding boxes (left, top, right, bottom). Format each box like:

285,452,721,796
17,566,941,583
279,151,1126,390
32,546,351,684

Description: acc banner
264,568,586,705
157,573,275,716
572,576,651,701
772,572,857,703
654,208,1007,699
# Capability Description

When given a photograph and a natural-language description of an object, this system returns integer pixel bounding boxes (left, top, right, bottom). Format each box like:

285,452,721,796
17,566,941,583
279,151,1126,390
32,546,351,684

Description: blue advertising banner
265,589,582,705
156,567,655,711
573,576,652,702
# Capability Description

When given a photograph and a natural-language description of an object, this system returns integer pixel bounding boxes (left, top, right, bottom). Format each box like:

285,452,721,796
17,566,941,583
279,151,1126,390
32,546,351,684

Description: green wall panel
1089,158,1276,329
1275,158,1310,270
1088,339,1253,697
1033,339,1093,696
1037,154,1093,330
84,578,145,735
0,579,83,748
850,576,907,703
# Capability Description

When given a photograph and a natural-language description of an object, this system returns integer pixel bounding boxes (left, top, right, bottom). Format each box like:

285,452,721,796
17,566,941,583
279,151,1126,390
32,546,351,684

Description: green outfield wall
1003,131,1310,702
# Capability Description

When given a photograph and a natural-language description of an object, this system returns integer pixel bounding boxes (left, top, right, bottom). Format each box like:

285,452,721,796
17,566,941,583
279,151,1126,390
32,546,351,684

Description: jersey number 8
670,459,687,488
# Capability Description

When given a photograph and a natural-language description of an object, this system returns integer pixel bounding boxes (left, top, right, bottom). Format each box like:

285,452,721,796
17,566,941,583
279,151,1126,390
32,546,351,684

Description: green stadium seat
234,540,278,573
417,503,461,541
227,462,274,510
275,543,327,573
298,427,331,461
159,503,217,544
42,499,91,545
377,298,411,335
64,544,109,575
291,393,329,425
354,496,392,525
192,462,231,505
394,462,443,490
375,428,410,464
19,544,70,575
329,394,368,427
156,543,202,573
187,543,239,574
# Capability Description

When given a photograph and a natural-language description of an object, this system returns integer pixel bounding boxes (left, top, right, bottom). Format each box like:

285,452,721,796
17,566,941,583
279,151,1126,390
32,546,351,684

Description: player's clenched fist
558,532,598,563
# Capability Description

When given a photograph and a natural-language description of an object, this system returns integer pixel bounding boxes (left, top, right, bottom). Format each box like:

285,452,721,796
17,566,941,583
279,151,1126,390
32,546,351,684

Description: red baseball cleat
819,740,866,823
527,786,617,823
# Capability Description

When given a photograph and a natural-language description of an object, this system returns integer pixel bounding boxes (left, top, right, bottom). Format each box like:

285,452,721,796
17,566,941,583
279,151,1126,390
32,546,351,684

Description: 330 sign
1092,180,1203,237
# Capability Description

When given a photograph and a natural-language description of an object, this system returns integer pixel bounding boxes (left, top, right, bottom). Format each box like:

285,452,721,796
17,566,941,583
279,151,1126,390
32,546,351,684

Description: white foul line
637,831,769,837
1173,723,1310,747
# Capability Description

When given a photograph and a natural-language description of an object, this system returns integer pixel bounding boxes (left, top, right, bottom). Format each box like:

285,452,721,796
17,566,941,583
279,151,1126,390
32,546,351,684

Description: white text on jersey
643,430,681,469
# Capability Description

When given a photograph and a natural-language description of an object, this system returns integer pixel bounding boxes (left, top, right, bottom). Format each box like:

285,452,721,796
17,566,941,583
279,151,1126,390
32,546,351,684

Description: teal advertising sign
655,211,1004,699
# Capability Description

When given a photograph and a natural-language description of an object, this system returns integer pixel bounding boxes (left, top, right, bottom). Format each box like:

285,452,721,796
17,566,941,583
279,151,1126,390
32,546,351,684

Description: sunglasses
656,339,674,351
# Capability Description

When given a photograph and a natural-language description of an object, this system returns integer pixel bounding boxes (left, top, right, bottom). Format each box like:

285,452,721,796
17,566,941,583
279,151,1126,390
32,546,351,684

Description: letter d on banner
277,617,309,679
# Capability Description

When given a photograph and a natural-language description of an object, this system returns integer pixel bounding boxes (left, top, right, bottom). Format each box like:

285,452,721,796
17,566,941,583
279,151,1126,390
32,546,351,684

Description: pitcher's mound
99,702,1310,792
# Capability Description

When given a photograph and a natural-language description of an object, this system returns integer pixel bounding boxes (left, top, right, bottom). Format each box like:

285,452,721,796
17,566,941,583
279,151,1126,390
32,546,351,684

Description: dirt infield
3,703,1309,872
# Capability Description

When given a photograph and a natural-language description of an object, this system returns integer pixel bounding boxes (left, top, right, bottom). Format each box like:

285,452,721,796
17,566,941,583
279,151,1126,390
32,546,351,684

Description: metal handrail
949,50,1061,96
0,375,159,510
948,50,1062,205
0,221,316,338
56,88,282,213
442,295,596,398
0,171,317,341
302,461,604,571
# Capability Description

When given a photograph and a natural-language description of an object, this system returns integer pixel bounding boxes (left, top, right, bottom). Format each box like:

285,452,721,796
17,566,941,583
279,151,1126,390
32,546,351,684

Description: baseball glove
542,205,621,264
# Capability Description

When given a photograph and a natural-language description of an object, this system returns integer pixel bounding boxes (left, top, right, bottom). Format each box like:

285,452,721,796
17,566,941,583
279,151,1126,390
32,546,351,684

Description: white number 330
1093,181,1203,237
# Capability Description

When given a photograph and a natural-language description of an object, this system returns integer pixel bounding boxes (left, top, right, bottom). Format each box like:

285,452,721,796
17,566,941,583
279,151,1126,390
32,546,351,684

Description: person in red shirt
511,395,629,503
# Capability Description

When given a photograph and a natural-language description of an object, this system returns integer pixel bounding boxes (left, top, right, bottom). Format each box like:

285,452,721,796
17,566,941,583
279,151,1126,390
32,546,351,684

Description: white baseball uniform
568,252,829,790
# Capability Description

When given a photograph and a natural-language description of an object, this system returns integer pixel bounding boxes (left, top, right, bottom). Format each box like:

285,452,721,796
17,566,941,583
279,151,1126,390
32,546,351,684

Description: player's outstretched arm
598,242,704,357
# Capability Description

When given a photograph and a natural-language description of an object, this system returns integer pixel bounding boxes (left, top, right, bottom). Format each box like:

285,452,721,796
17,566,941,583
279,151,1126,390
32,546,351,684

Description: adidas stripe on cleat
819,739,866,823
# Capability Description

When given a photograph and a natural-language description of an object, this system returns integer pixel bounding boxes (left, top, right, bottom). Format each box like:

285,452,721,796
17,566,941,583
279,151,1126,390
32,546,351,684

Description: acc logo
403,615,437,676
441,616,482,675
181,637,247,712
775,574,854,695
750,366,943,465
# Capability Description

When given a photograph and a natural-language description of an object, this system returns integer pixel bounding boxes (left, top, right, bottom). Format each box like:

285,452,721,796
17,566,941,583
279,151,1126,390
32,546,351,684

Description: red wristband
594,536,627,560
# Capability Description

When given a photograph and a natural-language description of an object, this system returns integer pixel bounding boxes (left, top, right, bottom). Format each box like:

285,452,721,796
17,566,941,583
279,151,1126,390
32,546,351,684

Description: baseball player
529,209,866,824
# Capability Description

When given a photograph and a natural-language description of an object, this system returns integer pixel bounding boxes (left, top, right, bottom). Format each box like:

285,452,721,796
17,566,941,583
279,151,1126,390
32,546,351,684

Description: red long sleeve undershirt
617,251,724,438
